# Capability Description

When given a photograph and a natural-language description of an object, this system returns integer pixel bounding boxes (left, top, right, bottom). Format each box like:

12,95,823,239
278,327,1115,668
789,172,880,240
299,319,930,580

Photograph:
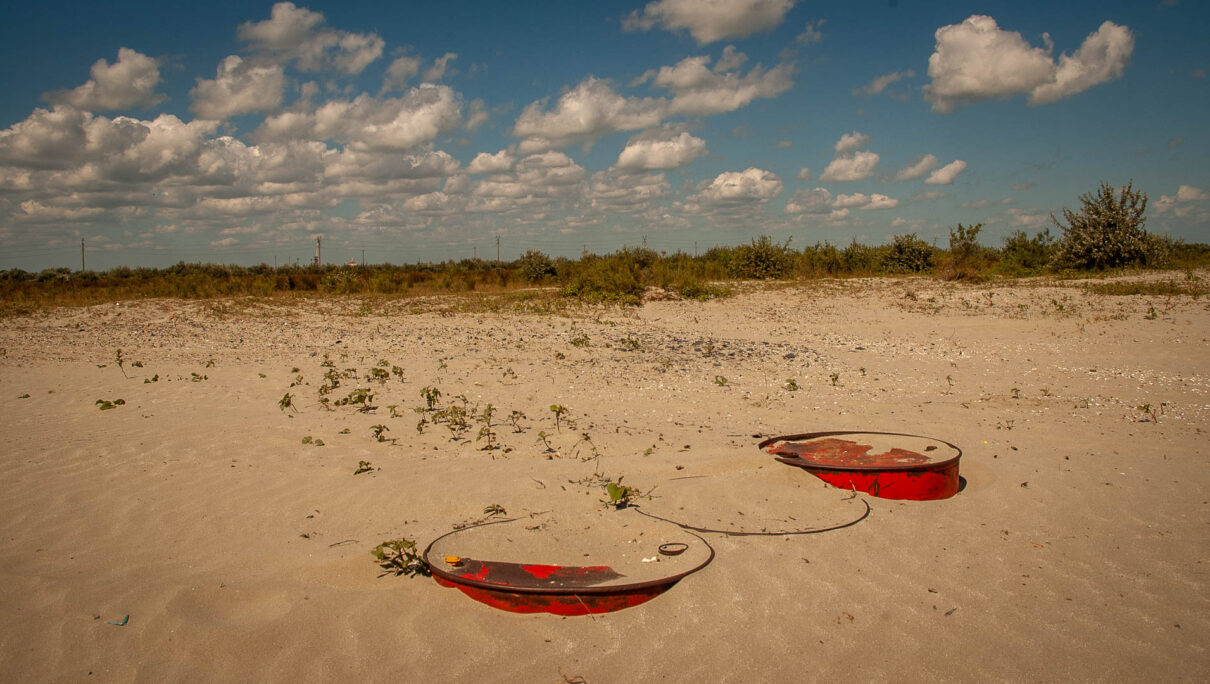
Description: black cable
630,497,871,537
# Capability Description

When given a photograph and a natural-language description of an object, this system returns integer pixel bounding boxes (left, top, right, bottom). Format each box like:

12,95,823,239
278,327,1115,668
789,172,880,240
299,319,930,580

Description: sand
1,275,1207,682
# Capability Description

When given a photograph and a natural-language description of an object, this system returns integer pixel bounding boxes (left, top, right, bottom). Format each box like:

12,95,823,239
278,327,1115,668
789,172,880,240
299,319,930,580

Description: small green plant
859,367,867,377
829,372,840,386
570,334,590,348
301,436,325,446
115,349,127,378
190,372,207,382
354,460,375,475
1011,387,1021,400
18,393,30,399
205,358,216,368
391,365,404,381
369,367,389,383
421,386,442,410
279,393,296,412
339,427,351,434
621,337,640,351
143,374,159,383
131,361,143,368
1144,305,1158,320
536,430,555,453
335,388,375,410
554,351,566,360
946,375,954,393
371,537,430,577
603,477,652,509
371,424,391,442
95,398,126,411
783,379,799,391
714,375,728,387
507,410,526,433
549,404,569,431
1136,402,1166,423
483,504,507,517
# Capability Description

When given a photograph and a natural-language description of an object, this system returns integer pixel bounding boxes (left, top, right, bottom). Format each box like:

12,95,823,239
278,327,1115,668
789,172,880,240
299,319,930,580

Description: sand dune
2,276,1207,681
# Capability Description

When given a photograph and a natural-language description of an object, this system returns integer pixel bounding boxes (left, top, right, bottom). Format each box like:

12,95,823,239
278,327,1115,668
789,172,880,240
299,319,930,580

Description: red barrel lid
760,431,961,473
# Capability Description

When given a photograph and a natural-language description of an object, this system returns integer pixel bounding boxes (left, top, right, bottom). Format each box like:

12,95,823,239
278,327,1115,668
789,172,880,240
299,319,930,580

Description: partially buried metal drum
760,431,962,501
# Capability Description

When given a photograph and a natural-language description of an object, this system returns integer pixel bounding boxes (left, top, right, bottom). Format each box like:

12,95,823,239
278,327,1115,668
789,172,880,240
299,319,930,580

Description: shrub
939,223,989,280
998,229,1055,275
882,233,935,273
730,235,793,279
518,250,557,283
841,240,882,274
1050,180,1166,270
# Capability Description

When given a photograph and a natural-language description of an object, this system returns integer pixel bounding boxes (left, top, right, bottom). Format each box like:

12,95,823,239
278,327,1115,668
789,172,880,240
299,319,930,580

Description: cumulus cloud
255,84,462,151
795,19,825,46
796,168,810,180
820,150,879,182
693,167,782,204
467,150,516,174
190,55,285,120
624,0,797,45
424,53,459,82
381,55,421,93
853,69,915,96
588,170,671,212
616,131,708,170
1156,185,1209,217
834,131,871,155
924,159,968,185
512,78,665,152
833,192,899,210
894,154,939,181
237,1,383,74
785,187,832,214
469,152,587,211
46,48,165,111
925,15,1134,113
1029,22,1134,105
641,52,795,115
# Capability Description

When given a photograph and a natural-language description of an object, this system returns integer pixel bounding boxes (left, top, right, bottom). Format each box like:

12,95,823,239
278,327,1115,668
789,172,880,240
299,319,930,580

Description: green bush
730,235,793,279
841,240,882,274
998,229,1055,276
1051,180,1166,270
518,250,557,283
882,233,935,273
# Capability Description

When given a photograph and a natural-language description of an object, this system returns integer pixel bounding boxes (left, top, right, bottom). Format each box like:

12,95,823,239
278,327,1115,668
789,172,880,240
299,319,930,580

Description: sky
1,0,1208,270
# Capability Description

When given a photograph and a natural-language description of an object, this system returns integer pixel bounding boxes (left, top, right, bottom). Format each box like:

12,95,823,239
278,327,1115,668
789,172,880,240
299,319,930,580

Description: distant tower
314,237,322,265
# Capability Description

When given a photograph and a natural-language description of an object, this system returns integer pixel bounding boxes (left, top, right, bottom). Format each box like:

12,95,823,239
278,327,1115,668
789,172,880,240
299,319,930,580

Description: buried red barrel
760,431,961,501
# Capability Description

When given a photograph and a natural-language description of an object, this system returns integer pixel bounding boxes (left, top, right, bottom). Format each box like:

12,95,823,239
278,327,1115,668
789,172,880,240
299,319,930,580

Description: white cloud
715,45,748,72
46,48,165,111
924,159,968,185
190,55,285,120
1029,22,1134,105
693,167,782,204
1156,185,1209,217
894,154,939,181
624,0,797,45
911,190,947,203
237,1,383,74
381,55,421,93
820,150,880,182
796,167,810,180
853,69,915,97
833,192,898,210
834,131,871,155
424,53,459,82
467,150,516,174
256,84,462,151
512,78,665,152
784,187,831,214
650,55,796,116
795,19,825,46
1008,208,1048,228
925,15,1134,113
588,170,671,212
616,131,707,170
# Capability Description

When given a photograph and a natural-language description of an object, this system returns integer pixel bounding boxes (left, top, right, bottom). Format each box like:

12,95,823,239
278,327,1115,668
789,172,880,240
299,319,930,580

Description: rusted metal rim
759,430,962,473
633,498,870,537
422,519,714,597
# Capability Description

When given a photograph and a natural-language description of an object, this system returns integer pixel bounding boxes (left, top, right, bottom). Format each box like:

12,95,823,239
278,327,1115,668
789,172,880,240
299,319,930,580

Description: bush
998,229,1055,276
882,233,935,273
518,250,557,283
730,235,793,279
939,223,989,280
841,240,882,273
1051,180,1165,270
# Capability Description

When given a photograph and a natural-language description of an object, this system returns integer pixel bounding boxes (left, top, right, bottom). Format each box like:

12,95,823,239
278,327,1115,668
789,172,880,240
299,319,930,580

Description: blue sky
1,0,1207,270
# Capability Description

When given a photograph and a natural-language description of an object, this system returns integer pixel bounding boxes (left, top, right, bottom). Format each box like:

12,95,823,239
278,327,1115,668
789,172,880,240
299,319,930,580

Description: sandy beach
2,274,1207,682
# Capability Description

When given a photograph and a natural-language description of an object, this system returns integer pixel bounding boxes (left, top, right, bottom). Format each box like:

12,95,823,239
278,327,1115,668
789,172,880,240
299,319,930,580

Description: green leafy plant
369,367,389,383
536,430,555,453
335,388,375,410
549,404,569,431
115,349,127,378
783,379,799,391
371,537,430,577
143,374,159,383
714,375,728,387
354,460,375,475
190,372,207,382
95,398,126,411
569,334,590,348
279,393,296,412
1051,180,1165,270
371,424,391,442
483,504,507,517
603,477,651,509
829,372,840,386
421,386,442,410
507,410,526,433
1136,402,1166,423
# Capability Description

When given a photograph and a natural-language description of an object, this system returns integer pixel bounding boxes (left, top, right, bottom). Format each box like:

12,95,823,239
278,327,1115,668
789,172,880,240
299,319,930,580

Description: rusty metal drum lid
760,431,961,472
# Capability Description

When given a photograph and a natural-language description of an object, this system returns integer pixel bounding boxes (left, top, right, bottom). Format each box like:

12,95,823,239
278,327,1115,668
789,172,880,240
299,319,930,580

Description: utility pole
642,235,647,248
362,249,365,267
496,235,501,263
473,245,477,260
80,238,85,271
315,236,321,266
